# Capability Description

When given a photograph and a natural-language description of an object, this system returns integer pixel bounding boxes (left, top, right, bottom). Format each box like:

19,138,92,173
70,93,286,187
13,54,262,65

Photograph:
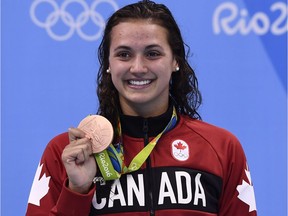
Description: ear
173,60,179,72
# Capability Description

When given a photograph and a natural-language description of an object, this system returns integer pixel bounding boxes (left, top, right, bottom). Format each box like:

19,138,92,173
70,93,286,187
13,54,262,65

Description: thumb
68,127,86,142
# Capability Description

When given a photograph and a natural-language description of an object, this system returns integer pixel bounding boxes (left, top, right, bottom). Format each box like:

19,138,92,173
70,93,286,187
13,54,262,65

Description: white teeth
129,80,151,85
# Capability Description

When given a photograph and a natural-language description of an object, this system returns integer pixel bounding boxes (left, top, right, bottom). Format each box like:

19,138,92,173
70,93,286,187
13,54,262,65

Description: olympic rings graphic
30,0,119,41
173,152,188,158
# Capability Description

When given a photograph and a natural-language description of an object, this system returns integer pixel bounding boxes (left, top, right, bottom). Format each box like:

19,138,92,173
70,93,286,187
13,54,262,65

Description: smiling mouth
128,80,152,86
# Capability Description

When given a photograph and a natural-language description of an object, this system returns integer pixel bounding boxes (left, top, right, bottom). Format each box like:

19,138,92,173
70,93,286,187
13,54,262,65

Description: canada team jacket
26,113,257,216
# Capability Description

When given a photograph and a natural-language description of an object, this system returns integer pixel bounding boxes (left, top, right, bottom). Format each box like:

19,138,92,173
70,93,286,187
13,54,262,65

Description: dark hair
97,0,202,130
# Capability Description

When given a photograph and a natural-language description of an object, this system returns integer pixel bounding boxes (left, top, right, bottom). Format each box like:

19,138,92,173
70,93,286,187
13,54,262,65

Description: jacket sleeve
218,135,257,216
26,133,96,216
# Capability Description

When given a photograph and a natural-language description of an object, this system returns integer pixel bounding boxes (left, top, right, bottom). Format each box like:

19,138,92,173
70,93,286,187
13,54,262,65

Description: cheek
110,63,128,81
110,72,123,90
110,74,118,86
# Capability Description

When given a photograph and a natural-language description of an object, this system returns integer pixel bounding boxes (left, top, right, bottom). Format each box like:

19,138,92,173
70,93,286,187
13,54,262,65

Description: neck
120,100,169,118
120,103,174,137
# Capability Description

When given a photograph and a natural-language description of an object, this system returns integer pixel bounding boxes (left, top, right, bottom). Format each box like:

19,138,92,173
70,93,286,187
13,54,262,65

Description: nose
129,55,148,74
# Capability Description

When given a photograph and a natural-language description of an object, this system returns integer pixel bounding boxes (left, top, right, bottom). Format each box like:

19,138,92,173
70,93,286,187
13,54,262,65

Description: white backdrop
1,0,287,215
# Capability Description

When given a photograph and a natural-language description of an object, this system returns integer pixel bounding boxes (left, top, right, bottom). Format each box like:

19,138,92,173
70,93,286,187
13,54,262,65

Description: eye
116,51,131,60
146,50,161,59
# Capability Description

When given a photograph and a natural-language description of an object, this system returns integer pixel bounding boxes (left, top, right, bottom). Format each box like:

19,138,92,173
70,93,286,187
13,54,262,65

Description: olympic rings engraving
30,0,119,41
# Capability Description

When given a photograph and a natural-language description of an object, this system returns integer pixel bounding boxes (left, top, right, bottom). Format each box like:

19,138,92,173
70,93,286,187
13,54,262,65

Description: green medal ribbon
95,107,177,180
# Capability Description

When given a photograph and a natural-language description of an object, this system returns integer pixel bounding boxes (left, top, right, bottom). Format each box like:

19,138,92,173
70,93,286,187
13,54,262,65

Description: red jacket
26,113,257,216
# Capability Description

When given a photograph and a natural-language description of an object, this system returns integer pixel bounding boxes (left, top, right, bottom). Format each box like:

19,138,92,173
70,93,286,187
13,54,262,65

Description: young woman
26,1,257,215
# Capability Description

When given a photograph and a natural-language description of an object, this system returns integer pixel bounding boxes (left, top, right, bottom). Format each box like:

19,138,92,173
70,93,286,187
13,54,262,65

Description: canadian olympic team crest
171,140,189,161
30,0,119,41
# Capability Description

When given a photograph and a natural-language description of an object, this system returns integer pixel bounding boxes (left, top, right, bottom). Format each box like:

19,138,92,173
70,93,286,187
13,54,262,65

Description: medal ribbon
95,107,177,180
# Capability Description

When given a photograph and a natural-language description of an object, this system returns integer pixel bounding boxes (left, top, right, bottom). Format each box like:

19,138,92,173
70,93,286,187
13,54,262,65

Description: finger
64,146,86,164
68,127,86,142
64,139,93,163
76,140,93,159
74,148,86,165
68,137,92,149
71,145,93,165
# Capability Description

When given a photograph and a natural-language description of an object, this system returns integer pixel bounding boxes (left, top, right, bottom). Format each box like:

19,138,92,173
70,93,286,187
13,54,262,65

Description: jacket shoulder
180,115,242,149
41,132,70,163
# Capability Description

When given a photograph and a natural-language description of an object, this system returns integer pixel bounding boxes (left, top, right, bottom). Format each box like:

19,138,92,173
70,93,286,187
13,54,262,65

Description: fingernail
85,134,92,140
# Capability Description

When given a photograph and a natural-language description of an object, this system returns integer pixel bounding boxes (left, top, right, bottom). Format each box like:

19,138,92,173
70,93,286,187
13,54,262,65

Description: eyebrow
146,44,163,50
113,44,163,52
113,46,131,52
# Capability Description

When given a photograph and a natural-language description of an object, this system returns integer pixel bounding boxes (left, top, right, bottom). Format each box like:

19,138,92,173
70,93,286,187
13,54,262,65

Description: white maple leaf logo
28,163,51,206
236,166,257,212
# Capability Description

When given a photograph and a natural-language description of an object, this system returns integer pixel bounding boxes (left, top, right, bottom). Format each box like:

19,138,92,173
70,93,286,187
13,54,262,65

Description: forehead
110,20,169,46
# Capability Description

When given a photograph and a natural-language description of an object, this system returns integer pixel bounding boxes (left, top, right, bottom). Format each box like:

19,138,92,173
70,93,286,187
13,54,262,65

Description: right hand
62,127,97,194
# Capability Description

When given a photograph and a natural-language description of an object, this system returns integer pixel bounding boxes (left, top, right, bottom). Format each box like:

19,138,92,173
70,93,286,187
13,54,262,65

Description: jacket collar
119,104,174,138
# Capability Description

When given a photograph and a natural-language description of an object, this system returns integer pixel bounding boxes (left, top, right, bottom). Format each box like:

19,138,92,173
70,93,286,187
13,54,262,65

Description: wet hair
97,0,202,130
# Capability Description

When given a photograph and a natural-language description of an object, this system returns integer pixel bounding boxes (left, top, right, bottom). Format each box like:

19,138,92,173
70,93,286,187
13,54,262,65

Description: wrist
67,180,94,194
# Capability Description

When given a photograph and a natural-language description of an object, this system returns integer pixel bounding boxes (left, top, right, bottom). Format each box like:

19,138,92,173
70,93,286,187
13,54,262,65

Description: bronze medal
78,115,113,153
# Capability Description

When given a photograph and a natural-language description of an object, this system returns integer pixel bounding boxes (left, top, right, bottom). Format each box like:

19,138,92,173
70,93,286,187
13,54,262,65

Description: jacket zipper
143,119,155,216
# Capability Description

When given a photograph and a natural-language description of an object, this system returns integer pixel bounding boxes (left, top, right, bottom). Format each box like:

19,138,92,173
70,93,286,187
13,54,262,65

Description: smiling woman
108,20,178,117
26,1,257,215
